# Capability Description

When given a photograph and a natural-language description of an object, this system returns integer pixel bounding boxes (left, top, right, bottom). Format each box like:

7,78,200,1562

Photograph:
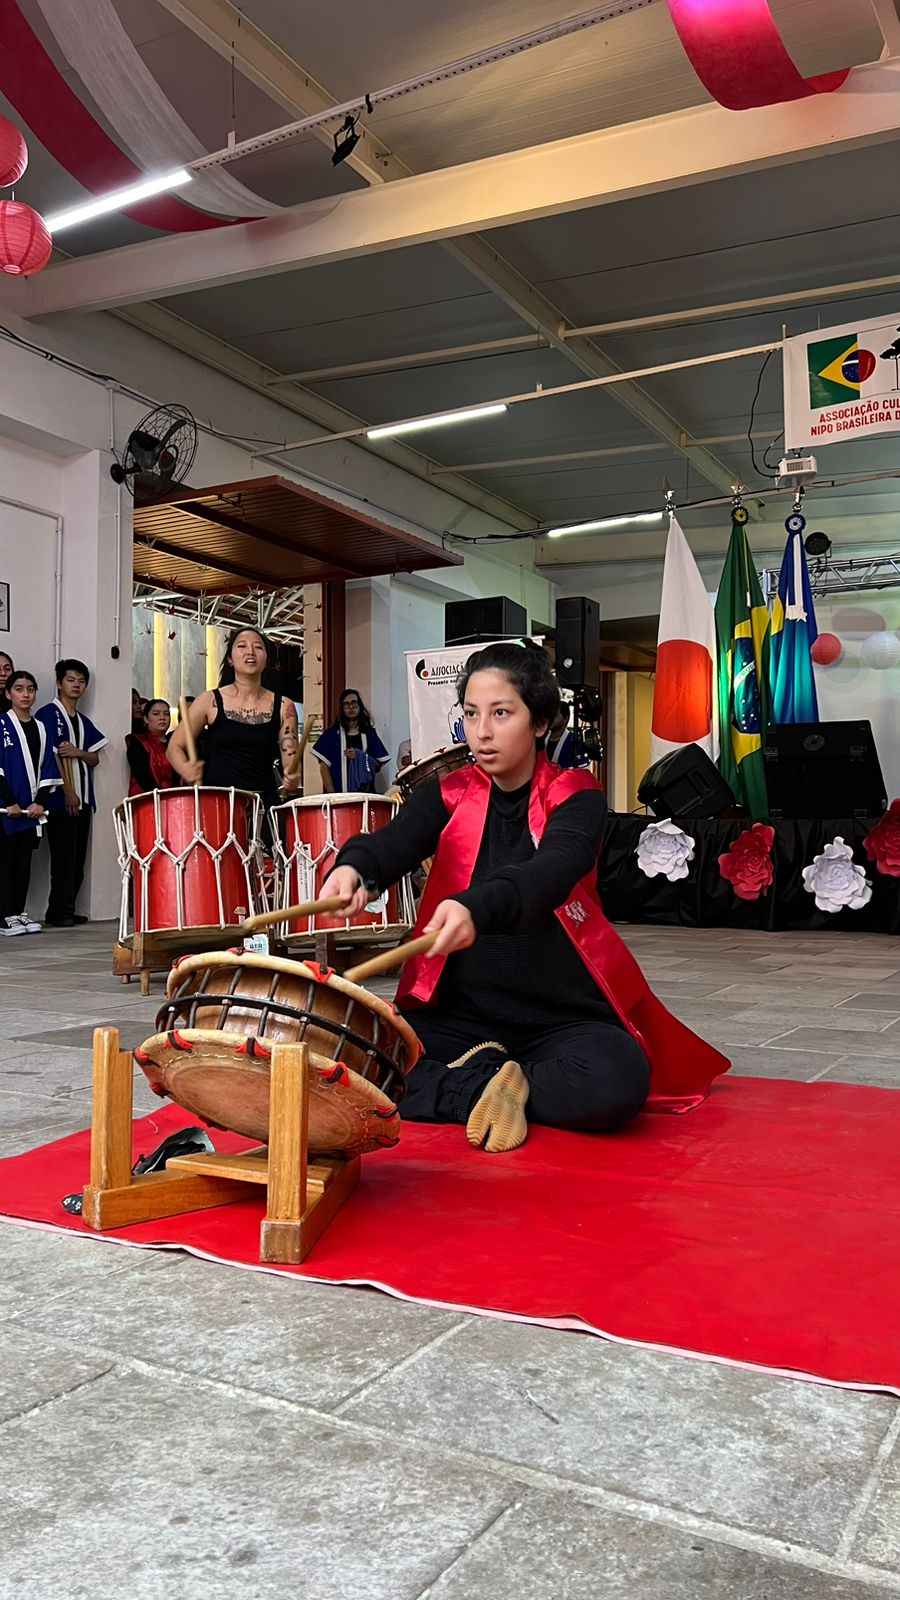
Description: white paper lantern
860,631,900,670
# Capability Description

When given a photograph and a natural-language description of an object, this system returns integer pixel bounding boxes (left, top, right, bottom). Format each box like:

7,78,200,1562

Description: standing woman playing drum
322,641,727,1154
167,628,300,810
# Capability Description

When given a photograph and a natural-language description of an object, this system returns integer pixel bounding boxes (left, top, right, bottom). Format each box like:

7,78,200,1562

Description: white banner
784,314,900,449
408,641,529,761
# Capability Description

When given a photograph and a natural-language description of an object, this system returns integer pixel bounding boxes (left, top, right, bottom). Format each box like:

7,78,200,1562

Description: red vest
128,732,177,798
396,754,730,1113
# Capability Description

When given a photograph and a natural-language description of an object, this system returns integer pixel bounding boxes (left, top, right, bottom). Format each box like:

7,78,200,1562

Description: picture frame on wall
0,582,8,633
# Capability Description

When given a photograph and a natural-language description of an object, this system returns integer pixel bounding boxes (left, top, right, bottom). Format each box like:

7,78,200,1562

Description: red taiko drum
114,786,264,939
397,744,472,801
270,793,414,944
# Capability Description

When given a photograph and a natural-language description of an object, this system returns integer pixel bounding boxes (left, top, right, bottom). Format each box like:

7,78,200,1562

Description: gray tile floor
1,920,899,1598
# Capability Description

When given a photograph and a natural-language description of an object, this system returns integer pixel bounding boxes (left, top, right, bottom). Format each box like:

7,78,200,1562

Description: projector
776,453,818,489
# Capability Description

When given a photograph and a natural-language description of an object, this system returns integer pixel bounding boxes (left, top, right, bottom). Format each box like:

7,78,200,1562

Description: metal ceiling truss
133,584,306,643
139,0,762,505
764,550,900,597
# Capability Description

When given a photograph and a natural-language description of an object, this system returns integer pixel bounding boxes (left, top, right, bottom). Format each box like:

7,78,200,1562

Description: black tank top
204,688,282,803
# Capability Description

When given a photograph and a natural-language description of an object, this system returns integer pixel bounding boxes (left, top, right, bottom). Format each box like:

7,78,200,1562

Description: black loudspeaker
638,743,736,819
763,721,887,820
555,596,600,687
444,595,528,646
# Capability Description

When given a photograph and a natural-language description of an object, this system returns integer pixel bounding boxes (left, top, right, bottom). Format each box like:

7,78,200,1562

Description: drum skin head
135,1029,401,1157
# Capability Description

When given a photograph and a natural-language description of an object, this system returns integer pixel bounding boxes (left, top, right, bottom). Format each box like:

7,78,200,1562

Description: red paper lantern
811,632,842,666
0,201,52,276
0,117,27,188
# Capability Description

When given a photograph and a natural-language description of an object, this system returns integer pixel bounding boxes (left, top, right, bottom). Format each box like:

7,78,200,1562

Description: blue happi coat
0,712,61,836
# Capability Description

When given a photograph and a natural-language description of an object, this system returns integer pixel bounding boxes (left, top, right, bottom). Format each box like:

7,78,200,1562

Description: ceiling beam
154,0,417,185
133,532,279,586
11,60,900,323
114,300,537,531
118,0,761,502
173,502,370,575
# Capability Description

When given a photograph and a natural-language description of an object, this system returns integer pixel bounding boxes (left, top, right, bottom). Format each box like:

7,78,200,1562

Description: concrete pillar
57,452,133,921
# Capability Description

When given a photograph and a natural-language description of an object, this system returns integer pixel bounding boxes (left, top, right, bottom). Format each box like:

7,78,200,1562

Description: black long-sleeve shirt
336,775,616,1031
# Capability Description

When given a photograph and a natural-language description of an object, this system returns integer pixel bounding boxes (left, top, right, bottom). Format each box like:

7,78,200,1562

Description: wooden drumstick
178,696,199,767
240,896,346,934
344,931,438,984
278,714,317,798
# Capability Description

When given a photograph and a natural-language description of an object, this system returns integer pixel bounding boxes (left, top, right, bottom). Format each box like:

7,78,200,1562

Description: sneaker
16,914,42,934
45,914,75,927
71,914,89,925
1,916,27,937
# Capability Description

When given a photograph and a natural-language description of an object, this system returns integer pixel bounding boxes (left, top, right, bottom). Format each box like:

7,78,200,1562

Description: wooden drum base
81,1026,360,1265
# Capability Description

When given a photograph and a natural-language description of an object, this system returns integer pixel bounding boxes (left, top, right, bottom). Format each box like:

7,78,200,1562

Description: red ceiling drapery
665,0,850,110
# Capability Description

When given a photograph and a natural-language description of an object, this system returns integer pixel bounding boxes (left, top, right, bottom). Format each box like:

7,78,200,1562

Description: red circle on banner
651,639,712,743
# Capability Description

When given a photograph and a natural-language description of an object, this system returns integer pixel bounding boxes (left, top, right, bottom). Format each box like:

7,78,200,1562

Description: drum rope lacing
270,794,415,936
114,787,266,937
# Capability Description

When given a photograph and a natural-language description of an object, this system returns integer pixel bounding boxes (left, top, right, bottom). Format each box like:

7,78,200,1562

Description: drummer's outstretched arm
330,780,448,895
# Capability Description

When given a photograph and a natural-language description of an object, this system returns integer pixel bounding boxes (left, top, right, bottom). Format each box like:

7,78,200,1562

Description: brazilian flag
808,334,861,410
715,513,771,819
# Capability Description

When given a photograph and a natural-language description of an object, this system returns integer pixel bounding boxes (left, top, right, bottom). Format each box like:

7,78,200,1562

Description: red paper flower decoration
863,800,900,879
719,823,775,901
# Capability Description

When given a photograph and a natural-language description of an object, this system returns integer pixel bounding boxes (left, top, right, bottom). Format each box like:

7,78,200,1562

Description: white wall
814,592,900,802
343,546,557,780
0,304,554,917
0,443,60,692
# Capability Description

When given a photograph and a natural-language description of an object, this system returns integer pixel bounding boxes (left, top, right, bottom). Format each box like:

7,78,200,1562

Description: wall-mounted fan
110,403,198,497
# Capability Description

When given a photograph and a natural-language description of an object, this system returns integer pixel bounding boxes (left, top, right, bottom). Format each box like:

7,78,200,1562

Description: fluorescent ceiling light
366,403,507,441
44,169,193,234
546,511,665,538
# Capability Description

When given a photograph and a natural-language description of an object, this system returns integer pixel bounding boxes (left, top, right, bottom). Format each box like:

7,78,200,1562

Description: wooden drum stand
81,1026,360,1265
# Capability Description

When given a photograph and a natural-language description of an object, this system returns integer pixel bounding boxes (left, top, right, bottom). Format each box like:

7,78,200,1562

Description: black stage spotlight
804,531,831,556
332,115,361,166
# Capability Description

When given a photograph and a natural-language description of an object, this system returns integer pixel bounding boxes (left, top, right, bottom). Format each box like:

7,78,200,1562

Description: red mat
3,1076,898,1394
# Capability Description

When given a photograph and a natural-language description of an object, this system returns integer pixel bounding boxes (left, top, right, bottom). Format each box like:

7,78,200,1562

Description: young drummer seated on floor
322,641,728,1154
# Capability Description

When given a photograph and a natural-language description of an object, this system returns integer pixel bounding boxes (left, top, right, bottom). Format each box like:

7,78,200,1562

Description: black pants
46,809,92,920
0,830,37,918
402,1007,650,1134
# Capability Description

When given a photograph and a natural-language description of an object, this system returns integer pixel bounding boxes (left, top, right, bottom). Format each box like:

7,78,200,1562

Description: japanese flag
650,515,718,763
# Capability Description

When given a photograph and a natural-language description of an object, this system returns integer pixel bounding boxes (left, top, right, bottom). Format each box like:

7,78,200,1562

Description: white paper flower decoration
801,837,872,913
636,820,695,882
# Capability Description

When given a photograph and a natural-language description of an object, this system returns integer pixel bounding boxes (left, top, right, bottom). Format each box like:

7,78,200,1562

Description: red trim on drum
149,1082,167,1097
373,1134,400,1147
236,1036,271,1060
371,1104,398,1119
319,1063,348,1085
167,1030,195,1052
133,1047,153,1065
305,961,336,983
171,954,190,968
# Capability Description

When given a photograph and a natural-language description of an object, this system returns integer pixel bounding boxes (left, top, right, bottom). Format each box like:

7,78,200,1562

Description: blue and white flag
769,520,820,724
